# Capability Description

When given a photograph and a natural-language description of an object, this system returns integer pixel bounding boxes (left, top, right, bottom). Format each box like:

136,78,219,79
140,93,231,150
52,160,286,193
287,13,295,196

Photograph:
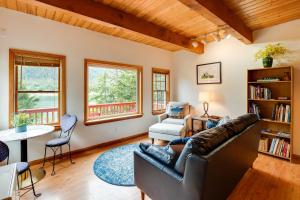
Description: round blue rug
93,144,140,186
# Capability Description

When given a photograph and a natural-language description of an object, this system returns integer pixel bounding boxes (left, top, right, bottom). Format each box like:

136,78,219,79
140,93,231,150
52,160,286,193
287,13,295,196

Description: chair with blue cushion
0,140,41,197
42,114,77,175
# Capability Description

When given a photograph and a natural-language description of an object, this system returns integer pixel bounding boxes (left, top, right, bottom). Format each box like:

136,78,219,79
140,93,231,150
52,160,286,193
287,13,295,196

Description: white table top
0,125,55,142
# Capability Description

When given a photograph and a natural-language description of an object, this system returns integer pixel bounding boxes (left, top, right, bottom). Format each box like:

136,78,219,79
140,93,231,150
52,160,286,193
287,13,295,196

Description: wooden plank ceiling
0,0,299,53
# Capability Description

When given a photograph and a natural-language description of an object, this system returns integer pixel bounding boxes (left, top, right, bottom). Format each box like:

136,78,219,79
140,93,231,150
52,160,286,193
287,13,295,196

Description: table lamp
199,92,212,118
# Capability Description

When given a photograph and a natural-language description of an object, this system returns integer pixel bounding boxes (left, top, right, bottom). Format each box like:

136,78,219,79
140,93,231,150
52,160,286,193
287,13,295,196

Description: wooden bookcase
247,66,293,161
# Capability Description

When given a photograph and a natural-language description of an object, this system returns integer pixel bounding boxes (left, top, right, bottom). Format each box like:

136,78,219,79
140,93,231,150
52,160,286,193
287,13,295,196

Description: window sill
84,113,144,126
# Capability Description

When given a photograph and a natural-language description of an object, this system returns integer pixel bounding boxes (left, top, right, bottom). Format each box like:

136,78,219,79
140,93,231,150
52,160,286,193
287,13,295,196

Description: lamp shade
198,92,212,102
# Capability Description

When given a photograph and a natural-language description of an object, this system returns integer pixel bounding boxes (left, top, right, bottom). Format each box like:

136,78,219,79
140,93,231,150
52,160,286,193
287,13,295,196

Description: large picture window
152,68,170,115
84,59,143,125
9,49,66,128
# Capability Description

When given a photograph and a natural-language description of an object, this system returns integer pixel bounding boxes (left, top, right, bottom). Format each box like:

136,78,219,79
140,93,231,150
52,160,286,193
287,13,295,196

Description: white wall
0,7,173,162
172,19,300,155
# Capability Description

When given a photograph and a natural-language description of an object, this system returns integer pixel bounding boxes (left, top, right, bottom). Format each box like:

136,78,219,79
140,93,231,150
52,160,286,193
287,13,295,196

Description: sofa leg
141,191,145,200
151,138,154,144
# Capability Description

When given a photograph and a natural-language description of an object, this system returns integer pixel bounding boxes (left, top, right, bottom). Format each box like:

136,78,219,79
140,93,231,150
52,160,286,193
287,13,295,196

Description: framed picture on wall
196,62,222,84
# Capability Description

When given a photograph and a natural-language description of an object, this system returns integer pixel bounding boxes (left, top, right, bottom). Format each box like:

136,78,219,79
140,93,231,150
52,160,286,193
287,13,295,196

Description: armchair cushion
162,118,185,125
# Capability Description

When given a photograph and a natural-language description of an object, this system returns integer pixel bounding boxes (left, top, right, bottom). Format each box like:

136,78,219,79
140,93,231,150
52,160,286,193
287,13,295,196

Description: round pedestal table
0,125,55,188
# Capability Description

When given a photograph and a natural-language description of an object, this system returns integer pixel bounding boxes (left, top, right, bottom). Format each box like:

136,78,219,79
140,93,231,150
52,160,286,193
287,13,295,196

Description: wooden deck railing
88,102,136,119
19,108,59,125
19,102,137,124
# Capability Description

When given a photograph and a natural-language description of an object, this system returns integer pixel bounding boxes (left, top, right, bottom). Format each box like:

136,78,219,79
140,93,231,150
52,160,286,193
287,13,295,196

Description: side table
191,115,221,134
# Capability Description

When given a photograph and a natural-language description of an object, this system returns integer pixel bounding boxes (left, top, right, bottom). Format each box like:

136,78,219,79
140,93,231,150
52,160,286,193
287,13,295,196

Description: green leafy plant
255,43,288,60
12,113,32,127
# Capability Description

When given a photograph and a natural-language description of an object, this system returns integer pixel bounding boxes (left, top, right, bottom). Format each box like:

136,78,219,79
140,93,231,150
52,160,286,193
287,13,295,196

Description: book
249,85,272,100
272,104,291,123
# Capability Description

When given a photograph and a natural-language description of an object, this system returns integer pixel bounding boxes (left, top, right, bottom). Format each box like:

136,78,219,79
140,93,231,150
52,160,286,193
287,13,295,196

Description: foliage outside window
9,49,66,128
152,68,170,115
84,59,143,125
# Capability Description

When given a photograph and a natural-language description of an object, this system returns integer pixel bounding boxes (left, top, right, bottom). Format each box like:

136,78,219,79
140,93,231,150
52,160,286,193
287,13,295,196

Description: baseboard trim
29,132,148,166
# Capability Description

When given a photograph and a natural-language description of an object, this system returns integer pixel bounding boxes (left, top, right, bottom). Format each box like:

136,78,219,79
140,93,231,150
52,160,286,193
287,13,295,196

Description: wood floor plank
22,136,300,200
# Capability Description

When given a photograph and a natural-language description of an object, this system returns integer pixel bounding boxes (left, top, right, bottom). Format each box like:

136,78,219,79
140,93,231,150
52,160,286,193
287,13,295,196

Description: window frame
152,68,170,115
84,59,143,126
9,49,66,129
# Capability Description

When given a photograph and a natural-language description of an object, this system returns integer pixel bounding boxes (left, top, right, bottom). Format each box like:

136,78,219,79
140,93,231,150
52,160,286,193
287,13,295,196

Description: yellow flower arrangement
255,43,288,60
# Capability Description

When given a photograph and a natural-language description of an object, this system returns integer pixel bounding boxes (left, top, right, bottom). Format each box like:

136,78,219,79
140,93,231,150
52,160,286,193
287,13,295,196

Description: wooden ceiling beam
34,0,204,54
179,0,253,44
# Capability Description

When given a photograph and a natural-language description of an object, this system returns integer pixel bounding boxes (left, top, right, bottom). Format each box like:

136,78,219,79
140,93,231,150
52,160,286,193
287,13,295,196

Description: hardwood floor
23,136,300,200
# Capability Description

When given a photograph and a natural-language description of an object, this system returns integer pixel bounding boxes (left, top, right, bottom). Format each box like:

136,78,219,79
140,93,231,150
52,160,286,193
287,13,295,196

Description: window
84,59,143,125
152,68,170,115
9,49,66,128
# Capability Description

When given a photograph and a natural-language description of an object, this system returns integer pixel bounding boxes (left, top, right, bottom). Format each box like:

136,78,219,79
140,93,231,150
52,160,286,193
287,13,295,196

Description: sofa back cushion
174,113,258,174
174,126,232,174
222,113,258,134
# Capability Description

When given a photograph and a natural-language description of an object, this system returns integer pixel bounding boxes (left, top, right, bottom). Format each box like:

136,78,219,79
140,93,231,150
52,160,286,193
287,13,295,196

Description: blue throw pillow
216,116,231,127
168,106,184,119
206,119,218,129
139,143,177,166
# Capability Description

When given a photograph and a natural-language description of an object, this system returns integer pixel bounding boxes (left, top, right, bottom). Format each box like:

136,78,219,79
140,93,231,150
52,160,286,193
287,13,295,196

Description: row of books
249,103,260,118
259,138,290,158
249,85,272,100
272,104,291,123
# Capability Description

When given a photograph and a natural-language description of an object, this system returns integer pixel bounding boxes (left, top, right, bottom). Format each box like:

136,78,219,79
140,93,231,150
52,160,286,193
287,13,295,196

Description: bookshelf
247,66,293,161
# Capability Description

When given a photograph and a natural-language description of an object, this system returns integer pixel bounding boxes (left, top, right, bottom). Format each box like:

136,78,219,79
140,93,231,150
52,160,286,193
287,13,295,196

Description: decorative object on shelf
196,62,221,84
198,92,212,117
255,43,288,68
277,97,289,100
12,113,32,133
282,72,291,81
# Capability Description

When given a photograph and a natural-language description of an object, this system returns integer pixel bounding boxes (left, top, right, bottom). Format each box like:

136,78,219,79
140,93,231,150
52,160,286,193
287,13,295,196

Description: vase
15,125,27,133
262,56,273,68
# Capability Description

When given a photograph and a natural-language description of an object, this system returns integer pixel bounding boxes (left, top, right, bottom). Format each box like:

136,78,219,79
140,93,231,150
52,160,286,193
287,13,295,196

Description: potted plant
255,43,288,68
12,113,32,133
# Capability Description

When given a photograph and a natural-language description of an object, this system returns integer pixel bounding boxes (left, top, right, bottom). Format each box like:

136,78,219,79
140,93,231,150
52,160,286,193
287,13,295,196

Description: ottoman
149,123,186,144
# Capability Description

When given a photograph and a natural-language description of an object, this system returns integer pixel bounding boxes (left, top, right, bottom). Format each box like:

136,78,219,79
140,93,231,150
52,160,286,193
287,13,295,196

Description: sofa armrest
134,150,182,181
183,114,191,130
158,113,168,123
182,154,207,198
134,150,185,200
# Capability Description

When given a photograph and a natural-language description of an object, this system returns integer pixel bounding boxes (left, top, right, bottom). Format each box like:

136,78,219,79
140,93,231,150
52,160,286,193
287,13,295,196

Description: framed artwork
196,62,222,84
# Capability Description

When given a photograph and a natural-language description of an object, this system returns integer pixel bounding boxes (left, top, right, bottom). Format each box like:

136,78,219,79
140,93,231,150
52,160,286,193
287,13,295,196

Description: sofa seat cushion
149,123,185,136
162,118,185,125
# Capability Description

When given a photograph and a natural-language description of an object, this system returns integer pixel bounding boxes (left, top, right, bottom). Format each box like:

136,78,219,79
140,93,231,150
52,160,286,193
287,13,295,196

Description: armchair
149,102,191,143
